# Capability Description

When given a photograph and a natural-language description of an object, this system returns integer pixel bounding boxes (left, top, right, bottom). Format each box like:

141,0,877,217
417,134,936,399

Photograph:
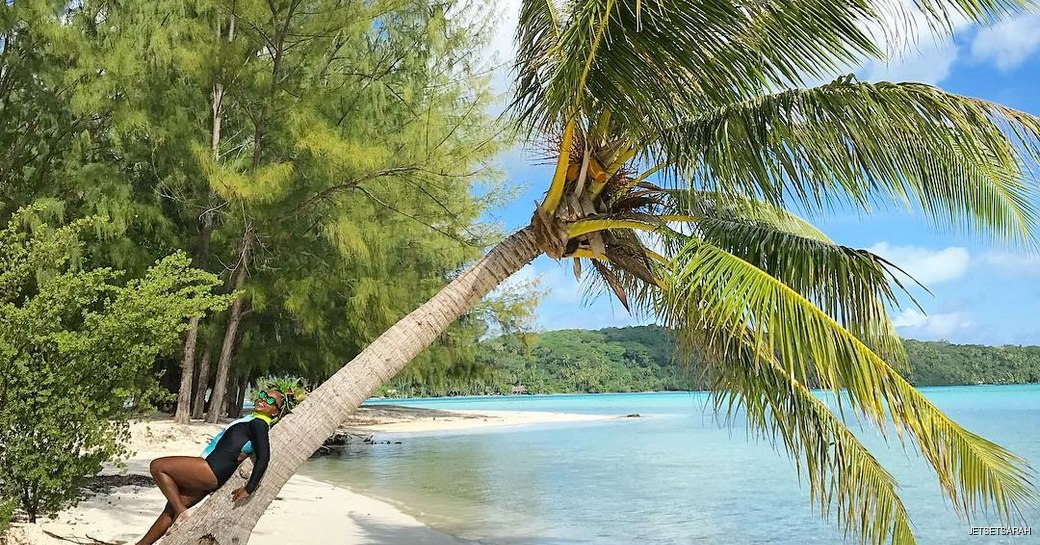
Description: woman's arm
242,419,271,495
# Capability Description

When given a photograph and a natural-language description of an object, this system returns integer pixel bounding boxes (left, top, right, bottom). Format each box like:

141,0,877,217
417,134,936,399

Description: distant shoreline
413,326,1040,398
369,381,1040,401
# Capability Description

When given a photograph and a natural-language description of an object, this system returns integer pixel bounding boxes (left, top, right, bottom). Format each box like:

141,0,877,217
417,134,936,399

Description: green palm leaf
510,3,1040,543
659,80,1040,244
512,0,1034,137
678,195,918,365
664,238,1036,527
700,327,916,545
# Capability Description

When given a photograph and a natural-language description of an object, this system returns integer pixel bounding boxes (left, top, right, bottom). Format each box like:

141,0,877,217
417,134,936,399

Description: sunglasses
256,390,283,409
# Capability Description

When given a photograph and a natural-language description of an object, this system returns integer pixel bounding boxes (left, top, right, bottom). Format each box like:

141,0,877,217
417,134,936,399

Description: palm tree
163,1,1040,544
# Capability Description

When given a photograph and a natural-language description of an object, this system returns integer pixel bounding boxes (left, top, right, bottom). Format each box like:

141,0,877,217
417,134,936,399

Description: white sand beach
7,406,616,545
345,404,612,433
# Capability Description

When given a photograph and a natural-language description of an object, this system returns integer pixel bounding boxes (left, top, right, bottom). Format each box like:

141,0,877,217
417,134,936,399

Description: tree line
380,326,1040,396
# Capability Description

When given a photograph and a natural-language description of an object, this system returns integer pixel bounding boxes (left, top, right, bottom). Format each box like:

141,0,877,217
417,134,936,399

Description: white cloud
857,0,970,84
541,264,583,305
482,0,521,94
971,15,1040,72
981,251,1040,275
536,301,644,331
867,242,970,285
860,41,960,84
516,257,655,331
892,308,973,339
510,259,582,307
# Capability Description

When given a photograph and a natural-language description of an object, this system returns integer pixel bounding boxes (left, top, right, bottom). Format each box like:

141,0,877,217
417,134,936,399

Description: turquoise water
301,386,1040,544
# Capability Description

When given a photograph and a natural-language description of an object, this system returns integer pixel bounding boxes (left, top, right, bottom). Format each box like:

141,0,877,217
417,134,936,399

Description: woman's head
253,388,284,418
252,376,308,421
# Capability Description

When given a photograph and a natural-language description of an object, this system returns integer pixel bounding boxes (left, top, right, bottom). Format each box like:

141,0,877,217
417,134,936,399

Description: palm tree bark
191,345,212,419
205,234,252,424
158,226,540,545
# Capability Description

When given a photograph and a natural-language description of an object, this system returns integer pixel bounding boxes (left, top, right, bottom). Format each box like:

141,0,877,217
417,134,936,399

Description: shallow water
301,386,1040,545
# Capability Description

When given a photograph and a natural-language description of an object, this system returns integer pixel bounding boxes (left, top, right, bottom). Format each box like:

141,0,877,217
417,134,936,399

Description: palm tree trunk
158,226,539,545
205,235,252,424
191,345,212,419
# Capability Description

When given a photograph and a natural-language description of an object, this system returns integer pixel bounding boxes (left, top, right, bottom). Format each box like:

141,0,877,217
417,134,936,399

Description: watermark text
969,527,1032,536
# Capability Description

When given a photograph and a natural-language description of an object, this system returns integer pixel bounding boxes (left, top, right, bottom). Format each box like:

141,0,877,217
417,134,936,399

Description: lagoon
301,386,1040,545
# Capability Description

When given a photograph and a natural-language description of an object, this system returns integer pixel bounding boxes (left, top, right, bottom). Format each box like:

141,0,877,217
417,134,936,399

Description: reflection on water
301,387,1040,545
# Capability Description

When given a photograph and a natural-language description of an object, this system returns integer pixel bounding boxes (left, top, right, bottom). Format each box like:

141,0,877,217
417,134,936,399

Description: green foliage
1,0,529,408
0,498,14,537
0,205,231,522
903,340,1040,385
380,326,1040,397
507,0,1040,540
379,326,696,396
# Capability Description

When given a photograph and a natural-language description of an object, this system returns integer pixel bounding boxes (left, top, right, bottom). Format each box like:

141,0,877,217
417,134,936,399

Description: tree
186,0,512,418
21,0,513,422
0,202,231,522
2,0,225,426
170,1,1040,544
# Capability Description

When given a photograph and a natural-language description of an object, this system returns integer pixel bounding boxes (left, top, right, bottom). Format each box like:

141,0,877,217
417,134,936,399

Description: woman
135,388,284,545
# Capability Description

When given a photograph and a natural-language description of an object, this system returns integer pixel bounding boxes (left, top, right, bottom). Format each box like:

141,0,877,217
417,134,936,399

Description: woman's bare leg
148,456,218,519
135,492,205,545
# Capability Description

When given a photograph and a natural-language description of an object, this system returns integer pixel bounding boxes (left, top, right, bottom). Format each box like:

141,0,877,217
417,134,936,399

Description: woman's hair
254,376,308,421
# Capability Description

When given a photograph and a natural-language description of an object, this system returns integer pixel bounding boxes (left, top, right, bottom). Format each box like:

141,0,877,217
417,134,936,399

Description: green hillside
379,326,1040,397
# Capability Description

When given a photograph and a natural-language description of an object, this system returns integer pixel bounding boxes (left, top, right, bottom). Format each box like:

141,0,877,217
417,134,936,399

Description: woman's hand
231,486,250,503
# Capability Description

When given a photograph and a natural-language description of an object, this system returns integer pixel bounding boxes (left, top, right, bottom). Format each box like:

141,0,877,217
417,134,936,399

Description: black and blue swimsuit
200,413,272,493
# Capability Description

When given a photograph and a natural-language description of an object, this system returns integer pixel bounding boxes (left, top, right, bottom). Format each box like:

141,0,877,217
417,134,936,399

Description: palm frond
658,80,1040,245
662,189,834,242
511,0,1033,137
700,327,916,545
675,194,917,364
514,0,562,131
665,238,1037,523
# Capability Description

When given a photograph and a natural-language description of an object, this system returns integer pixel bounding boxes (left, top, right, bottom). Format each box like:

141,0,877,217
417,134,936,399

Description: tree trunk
173,317,201,424
226,373,248,418
191,345,213,419
158,226,539,545
205,236,252,424
174,57,225,424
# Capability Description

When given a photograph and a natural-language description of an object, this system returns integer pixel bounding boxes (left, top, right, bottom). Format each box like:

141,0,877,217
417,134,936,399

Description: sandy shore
8,406,617,545
342,404,613,433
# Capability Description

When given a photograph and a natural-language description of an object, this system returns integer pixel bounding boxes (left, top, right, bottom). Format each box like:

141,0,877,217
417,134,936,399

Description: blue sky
477,6,1040,345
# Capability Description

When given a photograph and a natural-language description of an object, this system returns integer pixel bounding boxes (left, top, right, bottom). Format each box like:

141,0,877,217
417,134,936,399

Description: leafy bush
0,203,233,522
0,498,15,537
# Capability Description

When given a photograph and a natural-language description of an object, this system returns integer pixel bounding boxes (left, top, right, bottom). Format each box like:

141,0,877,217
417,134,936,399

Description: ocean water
300,386,1040,545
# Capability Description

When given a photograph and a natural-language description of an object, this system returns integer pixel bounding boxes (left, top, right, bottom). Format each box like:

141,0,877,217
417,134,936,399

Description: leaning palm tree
164,1,1040,544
